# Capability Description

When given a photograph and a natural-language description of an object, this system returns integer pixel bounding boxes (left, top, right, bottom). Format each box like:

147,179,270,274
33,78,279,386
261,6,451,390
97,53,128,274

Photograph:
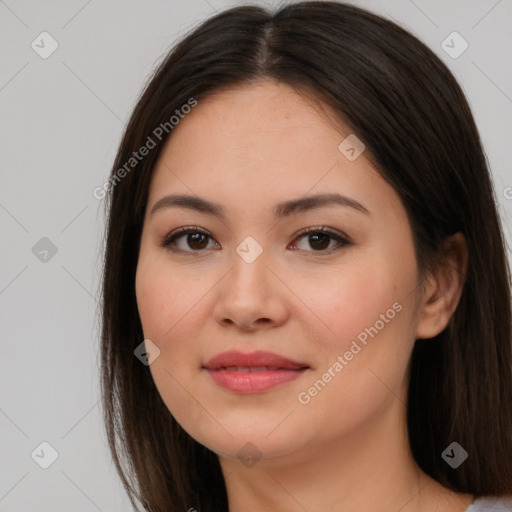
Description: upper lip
203,350,310,370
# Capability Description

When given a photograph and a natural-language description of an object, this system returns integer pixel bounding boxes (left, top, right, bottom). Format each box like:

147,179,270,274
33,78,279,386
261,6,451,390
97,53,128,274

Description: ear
415,232,468,340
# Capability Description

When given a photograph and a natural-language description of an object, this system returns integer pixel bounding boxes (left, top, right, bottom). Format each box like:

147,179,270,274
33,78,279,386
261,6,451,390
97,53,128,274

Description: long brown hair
100,2,512,510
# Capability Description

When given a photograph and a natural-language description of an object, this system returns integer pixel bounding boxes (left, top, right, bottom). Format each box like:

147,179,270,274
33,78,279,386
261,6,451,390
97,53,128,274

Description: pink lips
203,350,310,393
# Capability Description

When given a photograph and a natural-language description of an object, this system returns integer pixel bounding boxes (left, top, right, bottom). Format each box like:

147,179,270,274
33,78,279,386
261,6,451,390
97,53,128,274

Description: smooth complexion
135,80,472,512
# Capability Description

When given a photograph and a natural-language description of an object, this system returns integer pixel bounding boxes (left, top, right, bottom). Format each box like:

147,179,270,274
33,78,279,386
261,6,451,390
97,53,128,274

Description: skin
135,80,472,512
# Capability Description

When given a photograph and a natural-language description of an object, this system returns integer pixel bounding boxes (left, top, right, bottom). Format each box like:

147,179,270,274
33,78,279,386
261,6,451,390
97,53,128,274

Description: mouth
203,350,310,393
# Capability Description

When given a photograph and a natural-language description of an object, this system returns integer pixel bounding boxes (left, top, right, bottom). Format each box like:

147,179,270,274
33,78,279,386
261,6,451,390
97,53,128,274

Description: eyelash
159,225,352,256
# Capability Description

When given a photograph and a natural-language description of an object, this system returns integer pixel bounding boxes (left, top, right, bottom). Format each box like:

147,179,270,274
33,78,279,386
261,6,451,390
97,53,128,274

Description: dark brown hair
100,2,512,510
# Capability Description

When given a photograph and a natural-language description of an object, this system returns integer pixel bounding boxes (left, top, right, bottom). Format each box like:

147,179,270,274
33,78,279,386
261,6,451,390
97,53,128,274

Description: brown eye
161,225,351,256
290,227,351,254
161,226,218,253
185,233,209,250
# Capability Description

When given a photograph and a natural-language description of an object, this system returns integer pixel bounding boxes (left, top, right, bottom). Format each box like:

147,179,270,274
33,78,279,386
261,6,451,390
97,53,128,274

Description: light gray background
1,0,511,510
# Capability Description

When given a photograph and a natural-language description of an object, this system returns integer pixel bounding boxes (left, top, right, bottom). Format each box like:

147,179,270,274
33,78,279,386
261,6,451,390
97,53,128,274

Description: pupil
188,233,208,250
310,233,329,250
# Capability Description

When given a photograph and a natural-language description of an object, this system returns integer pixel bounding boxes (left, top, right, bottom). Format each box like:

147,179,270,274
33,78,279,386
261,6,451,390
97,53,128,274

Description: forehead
166,81,350,157
146,80,401,223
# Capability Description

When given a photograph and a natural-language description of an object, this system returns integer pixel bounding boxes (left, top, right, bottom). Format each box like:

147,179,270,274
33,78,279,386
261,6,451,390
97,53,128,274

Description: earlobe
415,233,468,340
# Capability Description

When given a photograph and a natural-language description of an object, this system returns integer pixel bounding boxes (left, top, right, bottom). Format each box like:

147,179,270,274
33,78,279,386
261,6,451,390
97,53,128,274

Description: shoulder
466,495,512,511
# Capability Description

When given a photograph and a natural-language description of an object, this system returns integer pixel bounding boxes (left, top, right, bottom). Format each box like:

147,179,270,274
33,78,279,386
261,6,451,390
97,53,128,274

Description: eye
160,226,219,253
160,225,351,255
289,226,351,254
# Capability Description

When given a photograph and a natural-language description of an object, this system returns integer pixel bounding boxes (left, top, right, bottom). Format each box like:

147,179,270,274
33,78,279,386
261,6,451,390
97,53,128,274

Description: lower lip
205,368,307,393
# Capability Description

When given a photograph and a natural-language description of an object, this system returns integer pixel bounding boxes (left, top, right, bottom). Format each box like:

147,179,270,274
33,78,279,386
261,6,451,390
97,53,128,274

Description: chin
183,420,305,463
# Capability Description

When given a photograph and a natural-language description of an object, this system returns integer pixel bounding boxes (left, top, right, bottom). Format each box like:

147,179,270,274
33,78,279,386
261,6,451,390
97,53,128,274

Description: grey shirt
464,496,512,511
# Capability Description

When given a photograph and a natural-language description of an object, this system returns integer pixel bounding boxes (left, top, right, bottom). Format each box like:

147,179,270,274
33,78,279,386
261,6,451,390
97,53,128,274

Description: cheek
297,257,412,356
135,255,211,426
292,292,415,448
295,248,419,402
135,253,205,343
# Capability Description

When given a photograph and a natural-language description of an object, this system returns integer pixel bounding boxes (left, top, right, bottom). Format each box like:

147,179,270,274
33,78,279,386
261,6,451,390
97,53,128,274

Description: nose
213,245,289,332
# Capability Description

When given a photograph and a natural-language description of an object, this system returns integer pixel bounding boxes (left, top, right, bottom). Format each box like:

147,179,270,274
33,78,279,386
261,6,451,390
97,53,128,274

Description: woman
100,2,512,511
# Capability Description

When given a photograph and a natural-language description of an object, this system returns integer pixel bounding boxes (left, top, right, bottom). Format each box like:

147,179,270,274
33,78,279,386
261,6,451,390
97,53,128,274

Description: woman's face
135,80,428,465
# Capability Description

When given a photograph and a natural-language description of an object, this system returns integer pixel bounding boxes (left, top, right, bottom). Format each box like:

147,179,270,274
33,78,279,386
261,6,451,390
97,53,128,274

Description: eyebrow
149,192,370,219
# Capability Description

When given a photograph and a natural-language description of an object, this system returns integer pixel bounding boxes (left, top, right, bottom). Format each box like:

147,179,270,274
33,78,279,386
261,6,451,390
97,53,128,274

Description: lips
204,350,309,370
203,350,310,393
